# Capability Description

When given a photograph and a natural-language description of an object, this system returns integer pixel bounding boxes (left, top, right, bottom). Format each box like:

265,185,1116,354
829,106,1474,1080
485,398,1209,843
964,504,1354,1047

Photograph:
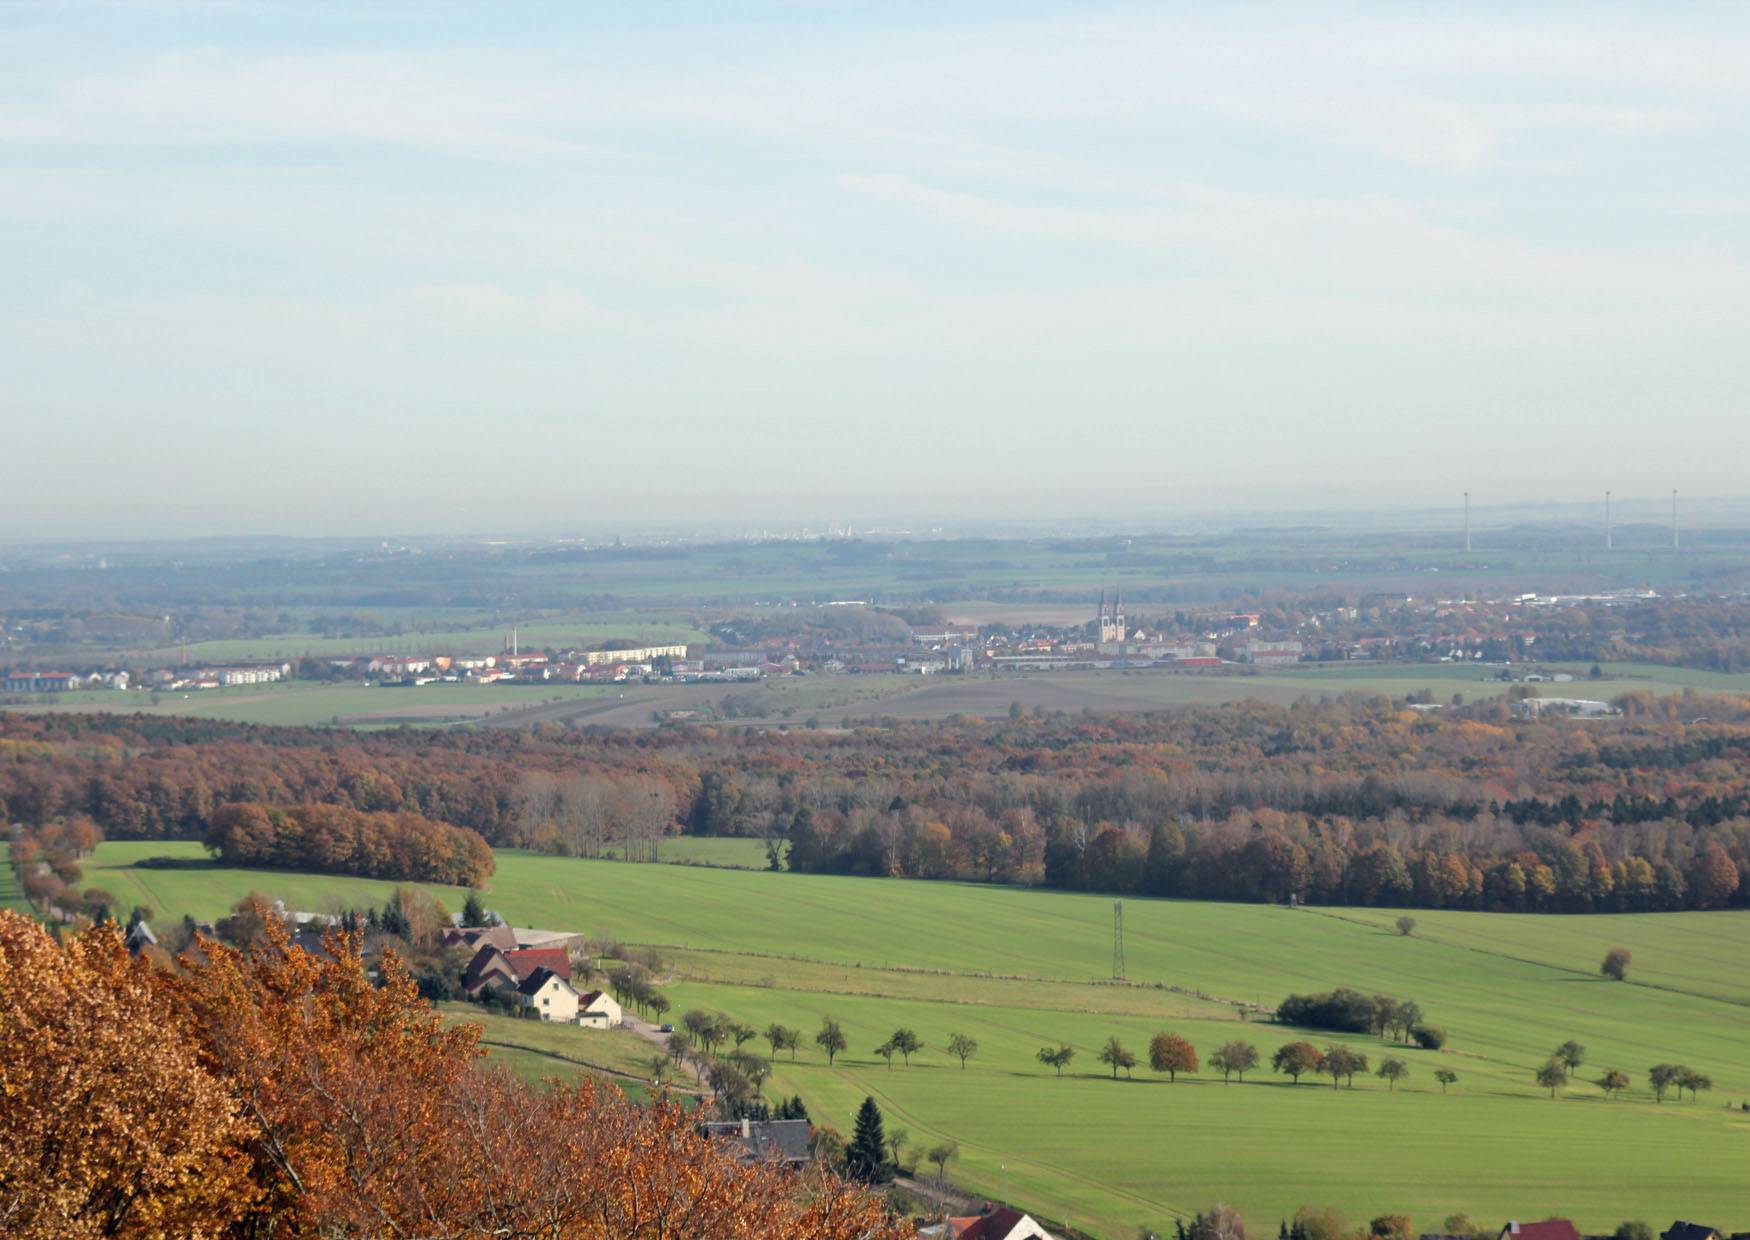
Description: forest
2,692,1747,912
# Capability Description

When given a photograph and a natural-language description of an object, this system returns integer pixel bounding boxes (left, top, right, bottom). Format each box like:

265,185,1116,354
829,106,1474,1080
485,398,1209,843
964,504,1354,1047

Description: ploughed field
85,842,1750,1239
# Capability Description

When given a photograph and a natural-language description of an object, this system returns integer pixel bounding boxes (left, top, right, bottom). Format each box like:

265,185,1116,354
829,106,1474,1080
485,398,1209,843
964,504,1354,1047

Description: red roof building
1500,1220,1581,1240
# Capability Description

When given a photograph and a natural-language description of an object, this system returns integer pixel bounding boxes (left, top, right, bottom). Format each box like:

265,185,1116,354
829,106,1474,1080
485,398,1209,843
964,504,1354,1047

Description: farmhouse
697,1117,812,1166
1662,1224,1723,1240
574,989,622,1028
925,1207,1057,1240
460,943,571,998
1499,1220,1580,1240
517,967,581,1021
442,924,517,954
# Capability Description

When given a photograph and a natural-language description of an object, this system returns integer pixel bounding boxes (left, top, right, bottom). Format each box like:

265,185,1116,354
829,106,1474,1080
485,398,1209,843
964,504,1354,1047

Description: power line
1112,899,1126,981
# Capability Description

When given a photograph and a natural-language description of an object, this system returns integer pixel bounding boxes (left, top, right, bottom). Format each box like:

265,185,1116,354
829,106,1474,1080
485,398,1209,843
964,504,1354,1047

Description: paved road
622,1013,709,1093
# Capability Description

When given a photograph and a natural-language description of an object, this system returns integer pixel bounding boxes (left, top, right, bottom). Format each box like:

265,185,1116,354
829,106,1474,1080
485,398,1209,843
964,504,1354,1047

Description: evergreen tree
845,1096,893,1184
461,890,487,927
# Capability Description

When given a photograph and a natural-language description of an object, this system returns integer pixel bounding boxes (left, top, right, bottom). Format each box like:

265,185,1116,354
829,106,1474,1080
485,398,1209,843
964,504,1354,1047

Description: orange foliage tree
0,911,255,1237
1,906,906,1239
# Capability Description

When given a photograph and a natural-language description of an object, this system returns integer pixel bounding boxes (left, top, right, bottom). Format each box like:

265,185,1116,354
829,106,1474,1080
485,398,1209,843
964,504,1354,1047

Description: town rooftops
1501,1220,1581,1240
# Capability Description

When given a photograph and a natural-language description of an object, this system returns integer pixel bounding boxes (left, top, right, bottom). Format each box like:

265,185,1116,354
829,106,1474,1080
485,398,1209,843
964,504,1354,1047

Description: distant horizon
4,490,1747,549
4,2,1748,536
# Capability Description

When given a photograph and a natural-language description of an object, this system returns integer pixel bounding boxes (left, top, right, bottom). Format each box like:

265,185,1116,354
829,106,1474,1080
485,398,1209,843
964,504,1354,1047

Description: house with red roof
934,1207,1055,1240
1499,1220,1580,1240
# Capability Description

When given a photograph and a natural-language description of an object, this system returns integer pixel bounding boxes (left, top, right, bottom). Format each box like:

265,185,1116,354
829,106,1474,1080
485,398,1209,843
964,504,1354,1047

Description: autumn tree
1536,1059,1569,1097
1188,1203,1250,1240
1371,1214,1413,1240
1272,1041,1324,1085
1597,1069,1630,1098
1395,916,1417,937
1601,948,1632,981
1376,1058,1409,1091
1555,1040,1586,1071
1149,1031,1199,1081
0,911,255,1237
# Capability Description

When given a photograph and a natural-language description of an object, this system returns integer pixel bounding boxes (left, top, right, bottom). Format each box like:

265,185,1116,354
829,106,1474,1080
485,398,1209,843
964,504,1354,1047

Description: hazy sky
3,2,1748,537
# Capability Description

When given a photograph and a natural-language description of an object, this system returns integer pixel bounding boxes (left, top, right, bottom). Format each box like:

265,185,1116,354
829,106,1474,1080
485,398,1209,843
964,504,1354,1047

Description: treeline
204,802,495,888
5,696,1750,911
0,910,900,1240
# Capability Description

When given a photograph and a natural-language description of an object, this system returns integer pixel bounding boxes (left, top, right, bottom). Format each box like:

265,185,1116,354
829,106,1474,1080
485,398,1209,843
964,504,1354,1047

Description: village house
460,941,570,999
697,1117,812,1166
921,1206,1057,1240
517,967,581,1021
574,988,622,1028
1499,1220,1580,1240
1662,1224,1723,1240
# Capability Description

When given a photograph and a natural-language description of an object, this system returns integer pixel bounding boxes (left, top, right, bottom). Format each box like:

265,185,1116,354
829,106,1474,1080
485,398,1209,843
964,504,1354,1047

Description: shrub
1277,988,1381,1034
1409,1024,1447,1050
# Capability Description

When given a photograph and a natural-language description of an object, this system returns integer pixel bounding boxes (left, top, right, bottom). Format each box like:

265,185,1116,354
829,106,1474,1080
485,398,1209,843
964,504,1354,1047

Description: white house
576,989,623,1028
920,1207,1057,1240
518,968,580,1022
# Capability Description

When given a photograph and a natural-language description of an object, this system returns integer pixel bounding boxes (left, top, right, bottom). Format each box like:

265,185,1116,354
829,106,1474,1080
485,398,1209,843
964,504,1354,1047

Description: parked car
659,1023,674,1033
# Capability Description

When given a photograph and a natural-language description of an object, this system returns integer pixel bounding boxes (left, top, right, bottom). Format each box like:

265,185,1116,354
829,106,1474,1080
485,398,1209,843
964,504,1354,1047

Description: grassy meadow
435,1002,675,1104
82,842,1750,1237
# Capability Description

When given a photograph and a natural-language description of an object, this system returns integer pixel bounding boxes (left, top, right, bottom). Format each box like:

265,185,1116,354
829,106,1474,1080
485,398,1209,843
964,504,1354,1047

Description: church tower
1097,586,1125,644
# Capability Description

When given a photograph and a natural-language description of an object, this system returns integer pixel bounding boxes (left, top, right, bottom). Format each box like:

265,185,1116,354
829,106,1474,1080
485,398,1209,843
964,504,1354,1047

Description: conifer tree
845,1096,894,1184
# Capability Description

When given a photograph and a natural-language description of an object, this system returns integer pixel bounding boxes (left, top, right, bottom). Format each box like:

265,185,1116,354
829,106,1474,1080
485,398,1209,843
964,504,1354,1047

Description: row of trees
1530,1043,1714,1102
203,801,495,887
8,816,111,922
0,909,903,1239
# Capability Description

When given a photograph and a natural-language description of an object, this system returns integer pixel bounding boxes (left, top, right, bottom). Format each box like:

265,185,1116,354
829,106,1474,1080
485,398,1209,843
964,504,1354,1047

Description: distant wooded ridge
1,698,1746,912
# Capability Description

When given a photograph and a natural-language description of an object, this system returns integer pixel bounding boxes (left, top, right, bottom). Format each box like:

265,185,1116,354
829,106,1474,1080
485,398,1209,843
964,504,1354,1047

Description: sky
2,1,1748,538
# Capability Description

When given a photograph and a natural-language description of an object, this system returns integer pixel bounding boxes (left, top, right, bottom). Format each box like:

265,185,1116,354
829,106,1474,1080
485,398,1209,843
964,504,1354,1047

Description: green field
604,836,771,869
436,1002,677,1104
4,681,623,728
85,842,1750,1237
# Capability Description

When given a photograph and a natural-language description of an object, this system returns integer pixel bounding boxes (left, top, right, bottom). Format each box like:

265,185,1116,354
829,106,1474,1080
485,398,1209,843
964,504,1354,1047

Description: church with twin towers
1096,587,1126,644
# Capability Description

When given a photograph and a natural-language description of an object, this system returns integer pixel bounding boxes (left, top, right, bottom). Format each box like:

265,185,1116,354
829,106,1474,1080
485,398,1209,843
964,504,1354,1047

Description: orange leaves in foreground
0,909,906,1240
0,910,254,1238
